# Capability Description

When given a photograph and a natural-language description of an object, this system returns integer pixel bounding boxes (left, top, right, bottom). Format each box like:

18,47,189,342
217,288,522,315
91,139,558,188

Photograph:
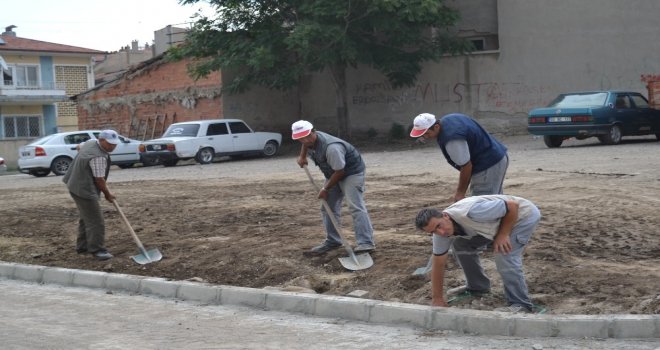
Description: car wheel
195,147,214,164
543,135,563,148
29,170,50,177
51,156,72,176
262,140,279,157
598,125,622,145
162,160,179,167
117,163,134,169
141,157,159,167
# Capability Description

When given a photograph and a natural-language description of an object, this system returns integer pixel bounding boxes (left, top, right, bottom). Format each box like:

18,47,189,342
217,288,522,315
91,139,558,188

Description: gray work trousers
469,154,509,196
70,192,106,253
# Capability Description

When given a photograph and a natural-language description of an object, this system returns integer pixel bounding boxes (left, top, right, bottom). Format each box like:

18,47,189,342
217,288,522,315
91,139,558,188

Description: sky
0,0,215,52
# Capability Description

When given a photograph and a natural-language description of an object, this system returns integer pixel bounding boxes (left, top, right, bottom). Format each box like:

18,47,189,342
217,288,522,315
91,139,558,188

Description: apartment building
0,25,102,140
0,25,103,168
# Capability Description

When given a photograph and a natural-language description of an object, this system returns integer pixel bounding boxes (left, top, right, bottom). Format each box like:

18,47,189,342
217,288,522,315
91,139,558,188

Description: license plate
548,116,571,122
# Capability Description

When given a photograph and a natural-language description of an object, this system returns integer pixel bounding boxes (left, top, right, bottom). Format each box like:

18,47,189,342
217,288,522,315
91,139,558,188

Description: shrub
388,122,405,139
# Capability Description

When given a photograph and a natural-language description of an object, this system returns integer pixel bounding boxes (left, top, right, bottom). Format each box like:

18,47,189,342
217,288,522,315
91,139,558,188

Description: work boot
309,242,341,254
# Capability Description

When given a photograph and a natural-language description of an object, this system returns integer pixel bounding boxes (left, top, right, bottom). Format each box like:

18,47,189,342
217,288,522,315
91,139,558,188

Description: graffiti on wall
352,81,552,114
352,81,451,113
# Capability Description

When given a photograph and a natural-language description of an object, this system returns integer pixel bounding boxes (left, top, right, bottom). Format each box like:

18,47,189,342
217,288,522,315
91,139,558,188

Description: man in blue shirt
415,195,541,313
410,113,509,202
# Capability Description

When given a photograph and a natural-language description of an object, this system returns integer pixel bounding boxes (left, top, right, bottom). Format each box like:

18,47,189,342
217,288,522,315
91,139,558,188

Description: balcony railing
2,80,67,90
0,80,68,103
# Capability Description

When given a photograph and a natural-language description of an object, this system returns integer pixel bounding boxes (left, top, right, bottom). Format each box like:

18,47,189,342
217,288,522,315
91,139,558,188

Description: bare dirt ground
1,135,659,315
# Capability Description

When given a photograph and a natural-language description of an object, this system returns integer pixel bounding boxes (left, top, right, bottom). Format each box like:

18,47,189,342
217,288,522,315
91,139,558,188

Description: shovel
303,165,373,271
112,199,162,265
413,255,433,276
413,248,456,276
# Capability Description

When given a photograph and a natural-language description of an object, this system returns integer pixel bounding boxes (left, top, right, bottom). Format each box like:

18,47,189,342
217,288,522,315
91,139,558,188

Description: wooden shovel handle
112,199,148,254
303,166,360,264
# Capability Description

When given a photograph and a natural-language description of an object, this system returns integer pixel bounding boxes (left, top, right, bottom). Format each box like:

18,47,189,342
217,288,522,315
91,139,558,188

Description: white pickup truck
138,119,282,166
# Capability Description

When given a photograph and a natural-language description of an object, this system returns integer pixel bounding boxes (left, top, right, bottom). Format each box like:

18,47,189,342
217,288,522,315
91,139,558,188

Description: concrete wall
496,0,660,103
284,0,660,137
0,139,25,170
95,49,153,77
153,26,188,56
220,86,299,136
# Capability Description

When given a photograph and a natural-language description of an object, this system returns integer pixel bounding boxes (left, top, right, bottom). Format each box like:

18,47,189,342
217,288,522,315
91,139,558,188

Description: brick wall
647,81,660,109
76,57,223,140
56,65,93,130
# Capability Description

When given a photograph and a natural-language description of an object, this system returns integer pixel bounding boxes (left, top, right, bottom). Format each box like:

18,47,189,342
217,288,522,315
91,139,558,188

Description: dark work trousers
70,192,106,253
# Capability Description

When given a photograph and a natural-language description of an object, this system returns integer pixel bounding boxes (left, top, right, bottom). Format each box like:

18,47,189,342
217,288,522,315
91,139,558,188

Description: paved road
1,279,659,350
2,135,658,190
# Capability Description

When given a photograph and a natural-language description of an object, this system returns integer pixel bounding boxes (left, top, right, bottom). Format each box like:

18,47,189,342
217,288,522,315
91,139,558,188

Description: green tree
174,0,470,139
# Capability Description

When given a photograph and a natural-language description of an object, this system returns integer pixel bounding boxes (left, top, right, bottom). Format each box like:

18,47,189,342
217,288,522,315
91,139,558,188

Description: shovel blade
131,248,162,265
413,266,431,276
338,253,373,271
412,256,433,276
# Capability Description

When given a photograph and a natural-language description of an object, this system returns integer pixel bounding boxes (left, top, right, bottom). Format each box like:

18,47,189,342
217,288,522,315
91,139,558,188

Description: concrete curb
1,261,658,339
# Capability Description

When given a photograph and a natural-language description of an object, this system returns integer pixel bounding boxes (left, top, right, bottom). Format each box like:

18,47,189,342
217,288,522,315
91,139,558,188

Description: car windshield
28,134,57,145
547,92,608,108
163,124,200,137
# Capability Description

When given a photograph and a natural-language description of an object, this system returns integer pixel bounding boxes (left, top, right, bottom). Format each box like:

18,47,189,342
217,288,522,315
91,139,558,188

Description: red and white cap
409,113,437,138
291,120,314,140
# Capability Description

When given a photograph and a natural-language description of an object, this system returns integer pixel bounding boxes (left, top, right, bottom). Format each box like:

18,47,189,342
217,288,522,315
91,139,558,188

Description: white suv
138,119,282,166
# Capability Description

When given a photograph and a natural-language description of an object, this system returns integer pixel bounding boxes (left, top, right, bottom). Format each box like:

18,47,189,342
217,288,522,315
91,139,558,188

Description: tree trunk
329,64,350,140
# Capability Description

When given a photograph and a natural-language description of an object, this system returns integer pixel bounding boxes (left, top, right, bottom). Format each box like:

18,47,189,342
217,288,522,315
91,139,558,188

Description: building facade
0,25,102,166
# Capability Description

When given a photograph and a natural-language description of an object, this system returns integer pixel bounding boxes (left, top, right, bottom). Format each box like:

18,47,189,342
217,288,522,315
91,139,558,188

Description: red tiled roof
0,35,105,54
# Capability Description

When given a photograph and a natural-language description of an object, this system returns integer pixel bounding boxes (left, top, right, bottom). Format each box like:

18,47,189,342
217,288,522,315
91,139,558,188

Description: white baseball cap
410,113,437,138
291,120,314,140
98,129,120,144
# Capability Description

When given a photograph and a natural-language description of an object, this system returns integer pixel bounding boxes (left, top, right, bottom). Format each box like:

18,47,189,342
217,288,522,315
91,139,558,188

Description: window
207,123,228,136
630,94,650,108
229,121,251,134
164,124,200,137
615,95,630,109
63,133,92,144
2,65,39,88
549,93,608,108
2,66,12,86
470,38,485,51
3,116,41,138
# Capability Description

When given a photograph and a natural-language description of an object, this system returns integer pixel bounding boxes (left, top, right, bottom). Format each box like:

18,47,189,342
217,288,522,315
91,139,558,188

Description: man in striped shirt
63,130,120,261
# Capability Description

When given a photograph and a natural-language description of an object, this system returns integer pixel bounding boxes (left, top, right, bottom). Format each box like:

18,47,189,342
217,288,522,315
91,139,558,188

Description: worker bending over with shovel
415,195,541,313
292,120,376,255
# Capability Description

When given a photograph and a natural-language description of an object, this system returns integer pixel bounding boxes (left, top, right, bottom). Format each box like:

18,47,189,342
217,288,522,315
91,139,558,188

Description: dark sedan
528,91,660,147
